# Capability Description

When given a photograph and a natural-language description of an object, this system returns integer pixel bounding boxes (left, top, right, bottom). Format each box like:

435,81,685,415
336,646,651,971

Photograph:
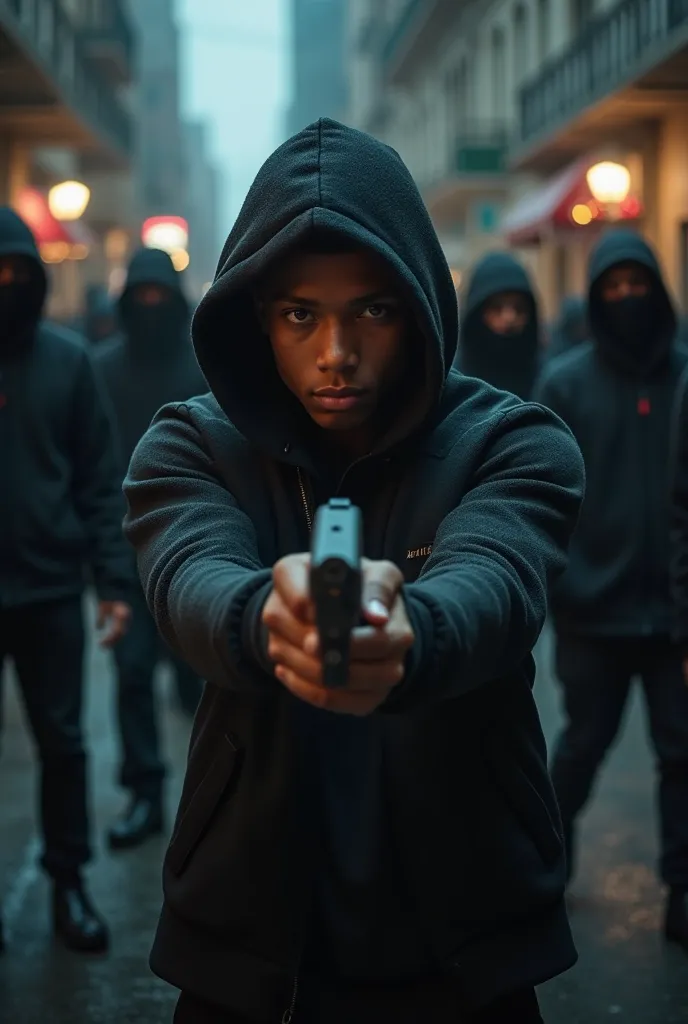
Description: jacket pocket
487,740,562,867
166,733,239,877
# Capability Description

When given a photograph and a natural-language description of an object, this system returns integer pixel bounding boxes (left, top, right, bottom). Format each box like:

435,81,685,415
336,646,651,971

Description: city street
1,614,687,1024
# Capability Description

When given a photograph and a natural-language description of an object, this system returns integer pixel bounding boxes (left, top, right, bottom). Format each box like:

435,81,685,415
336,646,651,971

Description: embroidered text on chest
406,544,433,560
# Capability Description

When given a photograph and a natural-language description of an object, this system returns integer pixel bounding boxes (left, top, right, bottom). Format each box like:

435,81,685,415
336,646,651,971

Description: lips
312,386,367,412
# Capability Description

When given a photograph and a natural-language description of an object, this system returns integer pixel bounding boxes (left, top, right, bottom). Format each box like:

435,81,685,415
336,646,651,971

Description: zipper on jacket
296,467,313,535
281,975,299,1024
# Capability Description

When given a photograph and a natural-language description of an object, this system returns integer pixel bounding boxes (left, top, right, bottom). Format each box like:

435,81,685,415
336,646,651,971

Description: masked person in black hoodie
536,229,688,949
96,247,206,850
0,208,132,953
123,120,585,1024
457,252,541,400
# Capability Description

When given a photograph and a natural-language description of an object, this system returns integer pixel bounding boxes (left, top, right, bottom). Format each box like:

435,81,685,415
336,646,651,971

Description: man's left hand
96,600,131,648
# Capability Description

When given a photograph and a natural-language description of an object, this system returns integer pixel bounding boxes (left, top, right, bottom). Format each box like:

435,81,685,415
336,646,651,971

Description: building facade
183,120,222,303
347,0,688,318
0,0,136,318
287,0,349,136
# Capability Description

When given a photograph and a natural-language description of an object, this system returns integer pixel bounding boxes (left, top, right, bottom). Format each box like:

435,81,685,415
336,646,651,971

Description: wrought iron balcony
0,0,132,160
517,0,688,151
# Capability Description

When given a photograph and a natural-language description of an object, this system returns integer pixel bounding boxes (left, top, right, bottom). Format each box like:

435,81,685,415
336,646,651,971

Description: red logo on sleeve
637,397,651,416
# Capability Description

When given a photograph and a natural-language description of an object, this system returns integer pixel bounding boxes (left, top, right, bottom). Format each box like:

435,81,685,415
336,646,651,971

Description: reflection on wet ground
0,623,687,1022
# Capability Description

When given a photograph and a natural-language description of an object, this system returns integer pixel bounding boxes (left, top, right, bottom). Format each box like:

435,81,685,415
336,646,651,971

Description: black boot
53,883,109,953
107,797,164,851
665,888,688,949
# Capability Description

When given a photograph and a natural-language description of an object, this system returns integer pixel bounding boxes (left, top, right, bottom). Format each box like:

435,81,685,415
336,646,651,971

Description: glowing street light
142,216,189,254
171,248,190,272
586,162,631,205
48,180,91,221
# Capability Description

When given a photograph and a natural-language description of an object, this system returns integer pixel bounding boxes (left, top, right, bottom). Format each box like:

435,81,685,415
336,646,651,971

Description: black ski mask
601,294,655,356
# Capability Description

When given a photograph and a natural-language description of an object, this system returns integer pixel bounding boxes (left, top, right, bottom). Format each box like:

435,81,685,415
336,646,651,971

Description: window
537,0,550,61
513,4,529,83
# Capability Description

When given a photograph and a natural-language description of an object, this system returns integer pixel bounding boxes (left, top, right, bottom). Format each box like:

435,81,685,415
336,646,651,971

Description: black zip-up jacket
535,230,684,636
95,247,206,474
123,119,584,1020
0,208,132,609
457,252,541,400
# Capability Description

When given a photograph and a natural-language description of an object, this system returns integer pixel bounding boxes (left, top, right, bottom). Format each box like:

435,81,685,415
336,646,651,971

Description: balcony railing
79,0,135,84
518,0,688,149
1,0,132,158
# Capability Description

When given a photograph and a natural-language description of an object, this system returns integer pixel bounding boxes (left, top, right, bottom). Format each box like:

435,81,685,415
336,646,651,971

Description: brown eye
360,304,392,320
285,309,313,324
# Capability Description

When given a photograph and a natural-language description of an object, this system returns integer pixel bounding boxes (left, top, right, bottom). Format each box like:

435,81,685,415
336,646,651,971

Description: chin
310,410,371,432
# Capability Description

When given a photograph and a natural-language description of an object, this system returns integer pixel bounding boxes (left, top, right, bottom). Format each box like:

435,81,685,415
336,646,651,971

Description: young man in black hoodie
0,208,132,953
123,120,585,1024
96,247,206,850
457,252,541,400
536,229,688,949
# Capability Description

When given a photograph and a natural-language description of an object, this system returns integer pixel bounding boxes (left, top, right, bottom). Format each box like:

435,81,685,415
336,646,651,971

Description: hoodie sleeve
69,348,135,602
123,403,275,689
671,366,688,652
384,404,585,711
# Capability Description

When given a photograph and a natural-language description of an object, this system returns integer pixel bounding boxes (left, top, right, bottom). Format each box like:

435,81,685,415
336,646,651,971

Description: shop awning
14,188,95,249
501,159,592,246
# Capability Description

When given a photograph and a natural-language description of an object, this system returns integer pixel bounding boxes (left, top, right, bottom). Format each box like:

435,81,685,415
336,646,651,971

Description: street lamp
48,180,91,221
586,161,631,205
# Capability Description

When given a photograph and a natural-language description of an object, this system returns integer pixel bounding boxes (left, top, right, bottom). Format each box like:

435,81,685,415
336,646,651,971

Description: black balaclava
118,247,189,357
587,230,677,377
458,252,539,400
0,207,48,360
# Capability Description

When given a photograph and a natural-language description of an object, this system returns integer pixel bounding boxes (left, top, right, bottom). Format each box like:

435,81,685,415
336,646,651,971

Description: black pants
114,587,202,801
551,633,688,886
0,598,90,882
174,986,543,1023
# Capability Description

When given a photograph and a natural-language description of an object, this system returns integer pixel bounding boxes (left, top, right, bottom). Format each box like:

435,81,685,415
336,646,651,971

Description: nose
316,318,359,374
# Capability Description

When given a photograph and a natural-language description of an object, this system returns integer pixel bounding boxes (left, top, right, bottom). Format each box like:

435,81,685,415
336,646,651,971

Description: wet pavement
0,613,687,1023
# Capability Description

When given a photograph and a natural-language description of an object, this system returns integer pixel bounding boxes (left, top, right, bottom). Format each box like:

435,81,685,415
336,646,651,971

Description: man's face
129,283,173,307
0,255,33,288
599,262,652,302
259,248,410,436
481,291,530,335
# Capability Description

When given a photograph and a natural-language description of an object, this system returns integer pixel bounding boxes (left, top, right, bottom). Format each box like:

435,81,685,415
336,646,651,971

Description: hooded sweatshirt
535,229,684,635
457,252,540,400
123,119,583,1019
95,247,205,473
547,296,588,362
0,207,132,608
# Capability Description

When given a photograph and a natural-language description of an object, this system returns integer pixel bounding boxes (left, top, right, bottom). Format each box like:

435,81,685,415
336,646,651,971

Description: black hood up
588,229,677,376
118,247,189,350
191,118,458,466
0,207,48,353
458,252,539,400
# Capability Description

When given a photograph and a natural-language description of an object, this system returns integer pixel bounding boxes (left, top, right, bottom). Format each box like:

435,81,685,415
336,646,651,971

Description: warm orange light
48,181,91,221
142,216,189,253
571,203,593,226
586,161,631,204
171,248,190,272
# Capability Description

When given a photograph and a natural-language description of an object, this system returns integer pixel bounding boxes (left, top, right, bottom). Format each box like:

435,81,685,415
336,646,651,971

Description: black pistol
310,498,363,689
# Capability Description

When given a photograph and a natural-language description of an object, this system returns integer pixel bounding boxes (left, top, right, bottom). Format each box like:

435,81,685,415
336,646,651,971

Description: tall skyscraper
286,0,348,137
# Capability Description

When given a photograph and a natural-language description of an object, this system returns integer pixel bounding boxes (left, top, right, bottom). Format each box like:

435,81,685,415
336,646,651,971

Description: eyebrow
273,290,396,308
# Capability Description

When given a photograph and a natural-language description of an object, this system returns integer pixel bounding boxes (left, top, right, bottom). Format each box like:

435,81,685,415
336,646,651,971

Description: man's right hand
262,554,413,715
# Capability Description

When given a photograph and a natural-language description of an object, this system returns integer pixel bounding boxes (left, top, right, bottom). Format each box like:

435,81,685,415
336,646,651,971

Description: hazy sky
177,0,290,237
